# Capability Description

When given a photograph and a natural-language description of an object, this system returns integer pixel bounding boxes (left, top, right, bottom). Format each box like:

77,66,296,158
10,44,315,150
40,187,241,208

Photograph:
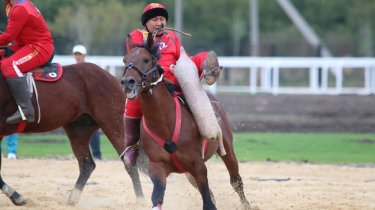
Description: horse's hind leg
125,164,144,200
210,97,251,209
63,117,97,205
219,135,251,209
94,107,145,199
0,142,26,206
185,173,216,205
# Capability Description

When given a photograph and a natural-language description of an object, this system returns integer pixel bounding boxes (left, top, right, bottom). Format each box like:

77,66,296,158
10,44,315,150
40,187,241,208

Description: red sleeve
0,6,28,46
126,30,145,52
166,31,182,60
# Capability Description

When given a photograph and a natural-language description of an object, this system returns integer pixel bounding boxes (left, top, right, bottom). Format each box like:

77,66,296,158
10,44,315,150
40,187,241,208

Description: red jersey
0,0,53,49
127,29,182,85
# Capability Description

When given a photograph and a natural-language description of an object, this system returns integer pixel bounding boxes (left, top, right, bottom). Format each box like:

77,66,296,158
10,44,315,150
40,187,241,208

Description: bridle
123,54,163,89
122,27,190,90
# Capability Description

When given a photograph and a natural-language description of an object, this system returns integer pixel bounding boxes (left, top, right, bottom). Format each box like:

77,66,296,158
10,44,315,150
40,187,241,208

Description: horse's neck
139,83,176,137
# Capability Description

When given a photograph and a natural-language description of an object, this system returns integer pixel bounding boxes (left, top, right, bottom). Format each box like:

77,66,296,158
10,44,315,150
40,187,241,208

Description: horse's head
121,33,163,99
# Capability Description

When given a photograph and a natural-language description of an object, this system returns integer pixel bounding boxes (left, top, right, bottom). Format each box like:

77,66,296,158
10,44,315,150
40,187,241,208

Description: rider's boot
6,77,35,124
123,117,141,166
201,51,222,85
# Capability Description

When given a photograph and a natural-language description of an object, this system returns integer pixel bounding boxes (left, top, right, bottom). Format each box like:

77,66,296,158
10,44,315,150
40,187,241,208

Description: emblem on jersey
159,42,167,50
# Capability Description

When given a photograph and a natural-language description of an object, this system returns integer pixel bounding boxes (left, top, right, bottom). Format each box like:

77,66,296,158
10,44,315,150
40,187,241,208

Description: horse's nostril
127,78,136,88
122,77,136,90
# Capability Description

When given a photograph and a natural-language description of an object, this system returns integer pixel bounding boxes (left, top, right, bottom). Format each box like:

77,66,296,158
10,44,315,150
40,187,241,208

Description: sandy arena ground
0,158,374,210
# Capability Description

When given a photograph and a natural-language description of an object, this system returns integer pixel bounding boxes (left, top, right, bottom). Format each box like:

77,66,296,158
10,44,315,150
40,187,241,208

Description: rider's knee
0,58,16,78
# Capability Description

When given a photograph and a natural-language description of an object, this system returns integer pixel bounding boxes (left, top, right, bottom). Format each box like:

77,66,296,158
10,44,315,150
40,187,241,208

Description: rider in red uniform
0,0,54,124
122,3,221,166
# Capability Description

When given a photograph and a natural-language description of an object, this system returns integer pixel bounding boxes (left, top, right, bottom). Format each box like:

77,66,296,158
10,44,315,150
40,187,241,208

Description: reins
152,27,192,40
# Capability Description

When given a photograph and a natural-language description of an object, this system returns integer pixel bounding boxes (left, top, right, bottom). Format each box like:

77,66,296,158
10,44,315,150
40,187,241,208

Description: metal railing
53,55,375,95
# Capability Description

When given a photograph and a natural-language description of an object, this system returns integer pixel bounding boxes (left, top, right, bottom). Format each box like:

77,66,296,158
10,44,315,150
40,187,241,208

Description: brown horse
0,61,146,205
121,38,250,210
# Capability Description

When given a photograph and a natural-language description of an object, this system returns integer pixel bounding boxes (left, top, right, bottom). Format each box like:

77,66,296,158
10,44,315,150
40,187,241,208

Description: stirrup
121,145,139,166
6,107,35,124
18,105,27,121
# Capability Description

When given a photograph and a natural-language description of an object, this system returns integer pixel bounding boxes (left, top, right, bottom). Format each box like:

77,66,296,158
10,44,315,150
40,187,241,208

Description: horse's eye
143,58,149,63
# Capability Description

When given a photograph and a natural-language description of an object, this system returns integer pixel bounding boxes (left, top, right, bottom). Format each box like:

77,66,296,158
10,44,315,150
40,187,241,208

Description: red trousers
124,52,208,118
1,42,54,78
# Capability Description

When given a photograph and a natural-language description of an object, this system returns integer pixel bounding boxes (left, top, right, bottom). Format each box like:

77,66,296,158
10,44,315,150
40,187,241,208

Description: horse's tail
136,145,149,176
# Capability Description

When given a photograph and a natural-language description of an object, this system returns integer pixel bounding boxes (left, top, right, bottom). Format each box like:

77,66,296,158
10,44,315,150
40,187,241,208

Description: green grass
3,134,120,159
233,133,375,164
2,133,375,164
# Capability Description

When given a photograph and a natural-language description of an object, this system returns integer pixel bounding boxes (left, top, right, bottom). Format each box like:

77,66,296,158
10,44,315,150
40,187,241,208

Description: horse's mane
134,44,161,61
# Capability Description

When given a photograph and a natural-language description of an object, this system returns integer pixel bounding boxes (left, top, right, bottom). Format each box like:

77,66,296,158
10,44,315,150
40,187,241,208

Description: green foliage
0,2,6,30
46,0,143,55
1,0,375,56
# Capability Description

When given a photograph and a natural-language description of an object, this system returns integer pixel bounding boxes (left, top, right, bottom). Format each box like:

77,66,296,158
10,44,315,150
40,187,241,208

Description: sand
1,158,374,210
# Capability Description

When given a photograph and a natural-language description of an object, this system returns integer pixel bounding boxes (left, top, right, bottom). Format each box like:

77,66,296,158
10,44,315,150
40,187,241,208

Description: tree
48,0,143,55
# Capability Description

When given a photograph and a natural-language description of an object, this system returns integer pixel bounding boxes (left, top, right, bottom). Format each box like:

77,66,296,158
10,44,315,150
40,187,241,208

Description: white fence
53,55,375,95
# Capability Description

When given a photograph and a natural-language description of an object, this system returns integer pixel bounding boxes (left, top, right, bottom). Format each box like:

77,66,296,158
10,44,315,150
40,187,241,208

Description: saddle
0,47,62,82
31,63,63,82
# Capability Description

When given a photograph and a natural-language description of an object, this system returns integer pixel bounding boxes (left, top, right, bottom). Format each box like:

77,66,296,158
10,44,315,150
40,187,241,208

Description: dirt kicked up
1,158,374,210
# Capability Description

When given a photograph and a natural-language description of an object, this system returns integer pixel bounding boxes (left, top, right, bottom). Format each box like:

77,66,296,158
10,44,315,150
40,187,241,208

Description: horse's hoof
136,196,146,204
67,189,81,206
67,199,77,206
243,202,252,210
2,184,26,206
151,204,162,210
11,194,26,206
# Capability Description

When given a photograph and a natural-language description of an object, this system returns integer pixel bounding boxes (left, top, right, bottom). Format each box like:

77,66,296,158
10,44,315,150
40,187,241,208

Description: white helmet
72,45,87,55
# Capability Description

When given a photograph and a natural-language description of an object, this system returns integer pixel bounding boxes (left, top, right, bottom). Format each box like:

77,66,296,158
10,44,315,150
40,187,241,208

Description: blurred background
1,0,374,161
1,0,374,57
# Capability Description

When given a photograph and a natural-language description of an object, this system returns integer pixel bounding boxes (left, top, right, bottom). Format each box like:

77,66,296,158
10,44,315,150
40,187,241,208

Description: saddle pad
32,63,63,82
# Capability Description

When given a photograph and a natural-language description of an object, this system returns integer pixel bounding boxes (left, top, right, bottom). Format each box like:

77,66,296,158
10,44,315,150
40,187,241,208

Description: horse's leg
219,133,251,209
124,164,144,200
0,138,26,206
100,128,145,199
189,163,216,210
148,162,168,210
210,95,251,209
94,112,145,198
185,173,216,205
63,118,97,205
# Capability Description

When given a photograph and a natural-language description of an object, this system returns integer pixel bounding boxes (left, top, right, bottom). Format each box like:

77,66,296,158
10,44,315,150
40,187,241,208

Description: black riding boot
6,77,35,124
123,117,141,166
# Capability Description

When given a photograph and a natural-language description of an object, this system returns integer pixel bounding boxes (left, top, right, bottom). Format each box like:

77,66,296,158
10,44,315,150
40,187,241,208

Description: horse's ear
146,32,154,51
